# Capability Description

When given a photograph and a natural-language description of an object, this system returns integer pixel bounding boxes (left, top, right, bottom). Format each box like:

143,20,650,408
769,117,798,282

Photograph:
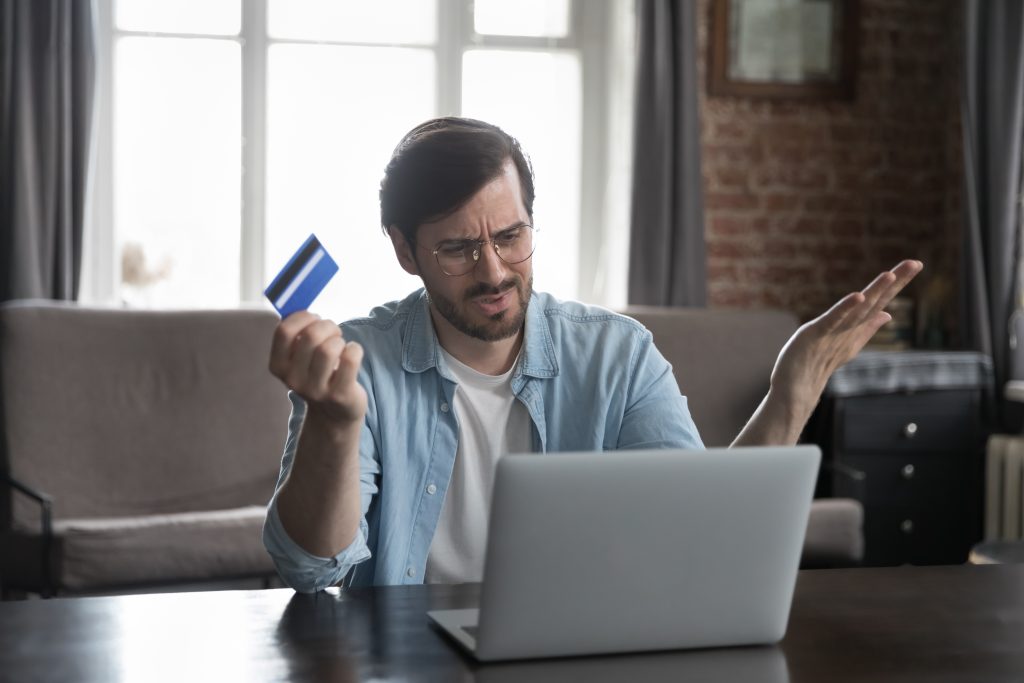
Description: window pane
462,50,582,301
115,0,240,35
474,0,570,38
114,37,241,307
268,0,436,44
266,44,435,321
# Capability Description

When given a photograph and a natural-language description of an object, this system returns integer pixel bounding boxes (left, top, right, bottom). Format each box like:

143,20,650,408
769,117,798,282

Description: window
85,0,634,320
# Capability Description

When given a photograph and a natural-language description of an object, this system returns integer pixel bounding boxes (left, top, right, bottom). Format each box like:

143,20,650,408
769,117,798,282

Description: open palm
770,260,924,416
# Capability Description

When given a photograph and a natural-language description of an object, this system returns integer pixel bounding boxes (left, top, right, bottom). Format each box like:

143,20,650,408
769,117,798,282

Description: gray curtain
628,0,706,307
0,0,95,302
961,0,1024,396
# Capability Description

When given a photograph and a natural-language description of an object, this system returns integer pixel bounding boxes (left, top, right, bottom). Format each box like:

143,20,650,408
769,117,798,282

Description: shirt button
440,402,450,412
427,484,437,495
406,567,415,578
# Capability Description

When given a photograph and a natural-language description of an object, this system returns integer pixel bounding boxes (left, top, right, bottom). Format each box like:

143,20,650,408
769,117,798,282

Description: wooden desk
2,564,1023,682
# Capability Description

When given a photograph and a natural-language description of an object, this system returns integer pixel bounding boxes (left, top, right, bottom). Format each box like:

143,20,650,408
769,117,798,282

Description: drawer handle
901,464,915,479
900,519,914,534
903,422,918,439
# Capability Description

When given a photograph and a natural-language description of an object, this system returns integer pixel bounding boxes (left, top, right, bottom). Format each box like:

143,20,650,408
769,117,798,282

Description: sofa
624,306,864,568
0,300,861,598
0,302,291,596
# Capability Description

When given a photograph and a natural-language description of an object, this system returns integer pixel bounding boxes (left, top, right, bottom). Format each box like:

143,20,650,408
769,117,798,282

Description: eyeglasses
423,224,538,277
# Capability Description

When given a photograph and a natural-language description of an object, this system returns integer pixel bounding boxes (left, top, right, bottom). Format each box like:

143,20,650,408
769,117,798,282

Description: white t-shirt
423,347,532,584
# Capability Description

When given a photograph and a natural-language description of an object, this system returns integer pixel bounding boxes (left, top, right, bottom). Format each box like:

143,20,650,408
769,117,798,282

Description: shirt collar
401,288,558,379
518,290,558,379
401,289,437,374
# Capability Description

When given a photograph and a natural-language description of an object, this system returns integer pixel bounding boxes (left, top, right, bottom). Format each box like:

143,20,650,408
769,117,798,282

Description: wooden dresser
811,351,992,566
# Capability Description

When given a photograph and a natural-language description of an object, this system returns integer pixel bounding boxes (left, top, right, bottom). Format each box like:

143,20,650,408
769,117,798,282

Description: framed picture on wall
708,0,858,100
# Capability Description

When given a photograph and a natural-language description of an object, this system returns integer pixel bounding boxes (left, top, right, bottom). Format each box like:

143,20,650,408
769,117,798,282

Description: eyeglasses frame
419,223,537,277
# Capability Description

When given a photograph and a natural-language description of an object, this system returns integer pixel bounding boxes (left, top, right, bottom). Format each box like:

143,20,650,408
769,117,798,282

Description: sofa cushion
3,506,275,592
0,304,291,526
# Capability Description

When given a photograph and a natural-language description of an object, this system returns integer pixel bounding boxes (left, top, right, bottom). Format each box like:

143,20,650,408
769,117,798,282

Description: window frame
84,0,625,308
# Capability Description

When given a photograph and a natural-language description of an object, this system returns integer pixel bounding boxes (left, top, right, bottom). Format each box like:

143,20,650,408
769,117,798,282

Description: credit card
264,234,338,317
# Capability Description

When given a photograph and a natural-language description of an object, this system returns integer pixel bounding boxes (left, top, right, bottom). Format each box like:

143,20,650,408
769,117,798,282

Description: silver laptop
428,446,820,662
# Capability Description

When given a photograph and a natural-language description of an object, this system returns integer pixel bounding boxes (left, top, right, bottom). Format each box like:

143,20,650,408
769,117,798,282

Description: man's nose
474,242,508,286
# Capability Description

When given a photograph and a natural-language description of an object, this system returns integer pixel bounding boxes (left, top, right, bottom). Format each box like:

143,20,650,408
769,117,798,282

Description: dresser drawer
862,505,972,566
835,454,968,507
838,391,979,453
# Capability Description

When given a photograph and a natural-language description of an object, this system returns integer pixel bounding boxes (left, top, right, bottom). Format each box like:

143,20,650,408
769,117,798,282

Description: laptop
427,446,821,661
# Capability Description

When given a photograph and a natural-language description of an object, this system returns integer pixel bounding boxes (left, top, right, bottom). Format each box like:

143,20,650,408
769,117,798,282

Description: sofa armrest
802,498,864,569
3,475,55,596
5,475,53,537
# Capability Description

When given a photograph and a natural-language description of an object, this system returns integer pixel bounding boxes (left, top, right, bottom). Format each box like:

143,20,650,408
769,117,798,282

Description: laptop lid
468,446,820,661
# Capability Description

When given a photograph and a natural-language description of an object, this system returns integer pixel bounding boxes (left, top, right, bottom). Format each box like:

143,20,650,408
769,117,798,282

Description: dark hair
379,117,535,245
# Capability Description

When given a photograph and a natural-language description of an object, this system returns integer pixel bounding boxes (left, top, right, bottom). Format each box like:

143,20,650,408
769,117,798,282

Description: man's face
400,162,534,343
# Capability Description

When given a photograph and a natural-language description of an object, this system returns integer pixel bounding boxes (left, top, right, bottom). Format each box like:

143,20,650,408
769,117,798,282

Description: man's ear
388,226,420,276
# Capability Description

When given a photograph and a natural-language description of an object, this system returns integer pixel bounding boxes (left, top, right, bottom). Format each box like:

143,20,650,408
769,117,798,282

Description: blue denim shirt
262,289,703,592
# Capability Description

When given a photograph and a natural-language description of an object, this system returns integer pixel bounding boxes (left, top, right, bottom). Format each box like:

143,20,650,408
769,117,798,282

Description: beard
427,273,533,342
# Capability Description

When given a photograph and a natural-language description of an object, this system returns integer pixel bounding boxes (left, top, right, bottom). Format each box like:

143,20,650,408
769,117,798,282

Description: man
263,117,921,592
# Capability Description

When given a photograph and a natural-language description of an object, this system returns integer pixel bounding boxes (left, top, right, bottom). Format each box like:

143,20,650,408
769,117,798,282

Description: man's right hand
269,311,368,560
269,311,368,426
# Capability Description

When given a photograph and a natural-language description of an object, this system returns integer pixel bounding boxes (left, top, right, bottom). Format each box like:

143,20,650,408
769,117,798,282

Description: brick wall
698,0,962,326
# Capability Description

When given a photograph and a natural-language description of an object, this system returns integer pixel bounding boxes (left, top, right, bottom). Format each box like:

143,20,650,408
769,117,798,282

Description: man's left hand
769,259,924,423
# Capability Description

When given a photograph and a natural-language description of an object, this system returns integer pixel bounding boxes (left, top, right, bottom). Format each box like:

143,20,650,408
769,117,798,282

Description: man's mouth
471,287,515,316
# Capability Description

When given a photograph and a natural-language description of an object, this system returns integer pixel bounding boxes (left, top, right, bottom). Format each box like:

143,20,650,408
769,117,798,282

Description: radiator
985,435,1024,540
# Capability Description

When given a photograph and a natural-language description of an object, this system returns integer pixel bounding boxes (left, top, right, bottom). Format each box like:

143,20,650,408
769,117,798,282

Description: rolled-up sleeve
263,494,371,593
262,391,377,593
